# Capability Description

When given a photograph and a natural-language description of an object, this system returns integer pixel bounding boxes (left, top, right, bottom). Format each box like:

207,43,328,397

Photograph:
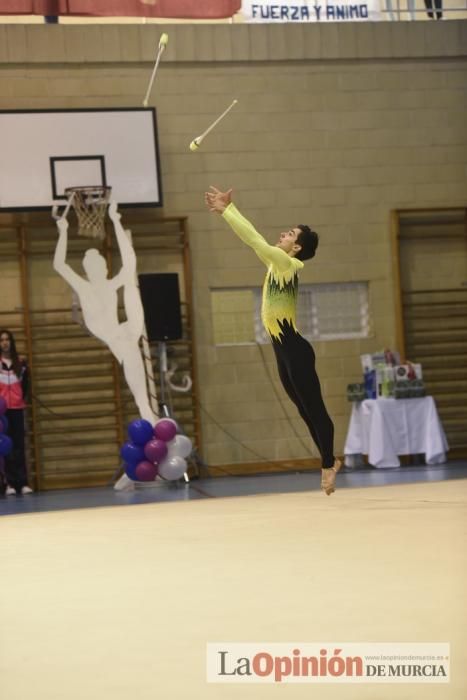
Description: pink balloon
153,419,177,443
144,438,168,465
135,460,158,482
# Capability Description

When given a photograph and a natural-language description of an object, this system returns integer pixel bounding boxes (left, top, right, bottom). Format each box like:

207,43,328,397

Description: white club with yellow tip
143,33,169,107
189,99,238,152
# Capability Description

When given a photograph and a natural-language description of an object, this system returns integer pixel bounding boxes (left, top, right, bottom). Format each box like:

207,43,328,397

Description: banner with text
242,0,382,22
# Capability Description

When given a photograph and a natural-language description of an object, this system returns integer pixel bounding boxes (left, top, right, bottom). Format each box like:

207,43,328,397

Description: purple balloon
144,438,168,465
0,434,12,457
153,419,177,443
120,442,145,465
128,419,154,446
0,397,7,416
135,460,158,482
0,415,8,433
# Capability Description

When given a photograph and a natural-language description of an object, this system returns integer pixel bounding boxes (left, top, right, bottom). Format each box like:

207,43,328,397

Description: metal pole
158,341,169,412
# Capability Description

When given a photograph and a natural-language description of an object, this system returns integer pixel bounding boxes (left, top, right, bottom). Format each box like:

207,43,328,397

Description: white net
65,186,111,239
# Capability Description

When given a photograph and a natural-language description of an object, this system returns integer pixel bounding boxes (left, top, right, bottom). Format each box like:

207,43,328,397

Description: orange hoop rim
65,185,111,200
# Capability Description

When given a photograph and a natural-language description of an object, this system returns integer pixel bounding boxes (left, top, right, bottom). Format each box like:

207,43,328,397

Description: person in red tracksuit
0,329,32,495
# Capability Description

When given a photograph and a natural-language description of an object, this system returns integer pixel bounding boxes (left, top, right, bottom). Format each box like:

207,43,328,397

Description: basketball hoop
65,186,112,240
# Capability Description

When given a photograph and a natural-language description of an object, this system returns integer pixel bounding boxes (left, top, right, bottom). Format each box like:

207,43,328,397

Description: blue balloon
128,419,154,446
120,442,145,465
124,462,139,481
0,434,12,457
0,415,8,433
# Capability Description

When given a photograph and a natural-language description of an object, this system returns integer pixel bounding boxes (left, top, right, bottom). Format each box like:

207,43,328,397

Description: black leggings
273,330,335,469
5,409,28,491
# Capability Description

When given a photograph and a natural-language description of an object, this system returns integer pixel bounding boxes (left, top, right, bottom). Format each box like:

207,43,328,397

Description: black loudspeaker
138,273,183,342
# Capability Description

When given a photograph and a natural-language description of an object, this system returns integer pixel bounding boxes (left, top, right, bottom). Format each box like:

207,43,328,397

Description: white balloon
158,455,187,481
167,435,192,459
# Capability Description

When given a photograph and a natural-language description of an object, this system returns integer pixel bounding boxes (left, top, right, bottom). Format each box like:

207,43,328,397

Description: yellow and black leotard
221,202,336,469
222,202,304,342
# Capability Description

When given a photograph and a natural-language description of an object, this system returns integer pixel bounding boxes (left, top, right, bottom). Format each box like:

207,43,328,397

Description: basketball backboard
0,108,163,211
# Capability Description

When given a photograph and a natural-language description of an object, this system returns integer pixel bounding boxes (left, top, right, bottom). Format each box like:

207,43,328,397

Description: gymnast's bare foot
321,459,342,496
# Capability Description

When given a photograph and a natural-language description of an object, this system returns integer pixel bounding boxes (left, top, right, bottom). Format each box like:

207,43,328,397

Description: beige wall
0,22,466,469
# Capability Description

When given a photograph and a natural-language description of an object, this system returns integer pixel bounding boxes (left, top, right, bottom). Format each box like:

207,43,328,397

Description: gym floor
1,460,466,516
2,465,466,700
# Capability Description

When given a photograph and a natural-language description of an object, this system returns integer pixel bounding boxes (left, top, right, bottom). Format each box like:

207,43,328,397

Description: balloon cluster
120,418,192,482
0,397,12,458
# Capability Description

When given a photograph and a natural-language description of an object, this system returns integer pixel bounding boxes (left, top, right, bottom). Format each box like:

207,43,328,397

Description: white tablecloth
344,397,449,468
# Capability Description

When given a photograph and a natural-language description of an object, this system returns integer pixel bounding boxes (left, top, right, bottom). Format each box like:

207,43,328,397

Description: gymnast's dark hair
295,225,319,261
0,329,22,379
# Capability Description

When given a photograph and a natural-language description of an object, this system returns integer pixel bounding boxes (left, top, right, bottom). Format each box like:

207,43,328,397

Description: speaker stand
158,341,210,481
158,341,190,484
